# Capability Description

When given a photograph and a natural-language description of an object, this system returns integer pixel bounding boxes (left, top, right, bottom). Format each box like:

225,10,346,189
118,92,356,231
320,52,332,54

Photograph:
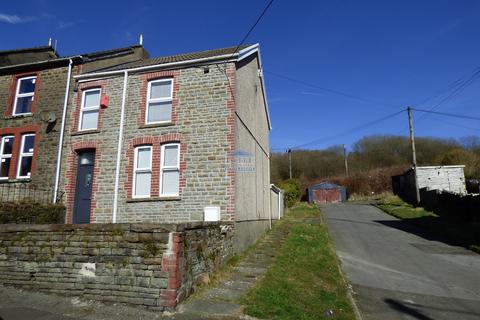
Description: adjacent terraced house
60,44,272,251
0,44,148,203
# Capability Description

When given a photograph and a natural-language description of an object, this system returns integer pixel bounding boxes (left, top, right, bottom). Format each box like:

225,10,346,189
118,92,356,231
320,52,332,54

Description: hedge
278,179,301,208
0,201,65,224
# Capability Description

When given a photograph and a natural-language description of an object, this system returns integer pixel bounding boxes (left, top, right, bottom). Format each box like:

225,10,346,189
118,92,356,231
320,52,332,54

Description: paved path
0,221,291,320
322,203,480,320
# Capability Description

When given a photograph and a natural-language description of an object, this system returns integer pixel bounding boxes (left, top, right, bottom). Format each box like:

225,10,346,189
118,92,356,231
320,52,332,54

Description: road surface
322,203,480,320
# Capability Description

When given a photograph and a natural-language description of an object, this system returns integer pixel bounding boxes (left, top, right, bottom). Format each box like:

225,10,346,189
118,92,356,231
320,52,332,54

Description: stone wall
0,222,233,310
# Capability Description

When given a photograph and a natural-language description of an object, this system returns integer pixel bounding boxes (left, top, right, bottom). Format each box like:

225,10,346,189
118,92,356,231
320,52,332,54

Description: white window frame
145,78,173,125
0,135,14,180
78,88,101,131
160,143,180,197
133,146,152,198
13,76,36,116
16,133,35,179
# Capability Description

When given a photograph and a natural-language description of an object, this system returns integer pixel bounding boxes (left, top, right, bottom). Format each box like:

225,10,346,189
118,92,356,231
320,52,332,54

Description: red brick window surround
0,125,40,181
124,133,186,199
64,141,100,224
5,72,41,117
138,70,180,126
71,80,107,133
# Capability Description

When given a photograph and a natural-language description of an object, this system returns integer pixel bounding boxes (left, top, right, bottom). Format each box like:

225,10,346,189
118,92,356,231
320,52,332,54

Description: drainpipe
112,71,129,223
53,59,73,203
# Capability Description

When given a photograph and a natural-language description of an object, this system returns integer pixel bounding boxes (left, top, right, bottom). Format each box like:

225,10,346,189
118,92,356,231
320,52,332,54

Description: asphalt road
322,203,480,320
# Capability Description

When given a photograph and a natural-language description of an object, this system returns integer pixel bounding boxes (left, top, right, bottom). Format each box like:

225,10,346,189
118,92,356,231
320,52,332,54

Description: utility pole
343,144,349,177
288,148,292,180
408,107,421,204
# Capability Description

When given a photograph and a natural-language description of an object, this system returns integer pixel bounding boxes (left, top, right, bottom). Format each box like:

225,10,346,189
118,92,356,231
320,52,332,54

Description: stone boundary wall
0,222,233,310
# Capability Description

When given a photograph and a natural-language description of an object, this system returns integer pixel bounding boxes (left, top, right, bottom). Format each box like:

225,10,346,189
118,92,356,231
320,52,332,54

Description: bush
278,179,301,208
0,201,65,224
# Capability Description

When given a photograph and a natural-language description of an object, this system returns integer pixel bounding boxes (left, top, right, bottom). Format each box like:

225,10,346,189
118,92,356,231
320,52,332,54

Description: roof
66,45,144,61
0,45,58,56
90,45,251,73
0,44,146,72
309,182,344,190
0,45,59,67
417,165,466,169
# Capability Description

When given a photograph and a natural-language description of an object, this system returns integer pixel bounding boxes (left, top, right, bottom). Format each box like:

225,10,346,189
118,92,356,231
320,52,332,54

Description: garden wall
419,188,480,222
0,221,233,310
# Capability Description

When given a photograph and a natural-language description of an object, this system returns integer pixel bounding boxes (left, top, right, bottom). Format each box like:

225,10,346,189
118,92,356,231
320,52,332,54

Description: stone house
60,44,272,251
0,44,148,202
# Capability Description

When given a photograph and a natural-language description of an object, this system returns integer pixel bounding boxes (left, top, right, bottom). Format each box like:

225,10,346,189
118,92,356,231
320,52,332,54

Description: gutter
53,59,74,203
112,71,129,223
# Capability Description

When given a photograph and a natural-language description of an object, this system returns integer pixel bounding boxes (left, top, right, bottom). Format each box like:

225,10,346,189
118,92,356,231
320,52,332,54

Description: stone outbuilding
392,165,467,202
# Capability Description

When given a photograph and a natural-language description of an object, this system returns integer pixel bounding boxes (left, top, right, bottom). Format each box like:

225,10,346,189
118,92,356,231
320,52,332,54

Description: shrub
0,201,65,224
278,179,301,208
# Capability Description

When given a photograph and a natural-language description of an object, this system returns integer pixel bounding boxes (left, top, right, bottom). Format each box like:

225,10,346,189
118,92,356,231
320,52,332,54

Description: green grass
375,195,436,220
375,195,480,254
242,203,356,320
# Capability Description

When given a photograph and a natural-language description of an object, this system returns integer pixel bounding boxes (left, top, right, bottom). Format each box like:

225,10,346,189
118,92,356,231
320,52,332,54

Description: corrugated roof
89,45,251,73
310,182,344,190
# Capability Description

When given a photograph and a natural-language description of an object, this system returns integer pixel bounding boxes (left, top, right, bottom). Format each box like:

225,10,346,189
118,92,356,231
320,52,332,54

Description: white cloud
0,13,23,24
58,21,74,29
301,91,325,97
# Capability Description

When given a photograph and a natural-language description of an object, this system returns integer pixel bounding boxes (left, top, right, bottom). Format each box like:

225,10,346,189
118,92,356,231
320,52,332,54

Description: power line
415,66,480,107
217,0,275,102
431,117,480,132
411,108,480,121
289,109,406,150
265,70,401,108
231,0,275,57
415,67,480,123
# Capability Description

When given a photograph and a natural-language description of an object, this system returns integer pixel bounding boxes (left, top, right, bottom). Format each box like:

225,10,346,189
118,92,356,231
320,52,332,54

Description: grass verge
375,195,480,254
242,203,356,320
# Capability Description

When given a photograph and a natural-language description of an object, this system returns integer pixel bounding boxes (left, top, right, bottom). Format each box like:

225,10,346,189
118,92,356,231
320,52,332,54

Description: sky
1,0,480,151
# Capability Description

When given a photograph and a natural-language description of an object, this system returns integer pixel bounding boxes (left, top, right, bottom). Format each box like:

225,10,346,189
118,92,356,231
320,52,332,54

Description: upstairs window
133,146,152,198
146,79,173,124
160,143,180,197
79,88,101,131
0,136,14,179
13,76,36,116
17,134,35,179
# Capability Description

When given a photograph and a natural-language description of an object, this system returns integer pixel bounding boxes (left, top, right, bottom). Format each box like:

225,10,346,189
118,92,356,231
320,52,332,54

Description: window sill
0,178,32,184
139,122,174,129
126,196,181,203
71,129,101,136
4,113,33,120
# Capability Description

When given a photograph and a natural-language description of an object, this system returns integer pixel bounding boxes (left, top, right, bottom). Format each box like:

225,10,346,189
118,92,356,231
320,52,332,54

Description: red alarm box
100,95,109,108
